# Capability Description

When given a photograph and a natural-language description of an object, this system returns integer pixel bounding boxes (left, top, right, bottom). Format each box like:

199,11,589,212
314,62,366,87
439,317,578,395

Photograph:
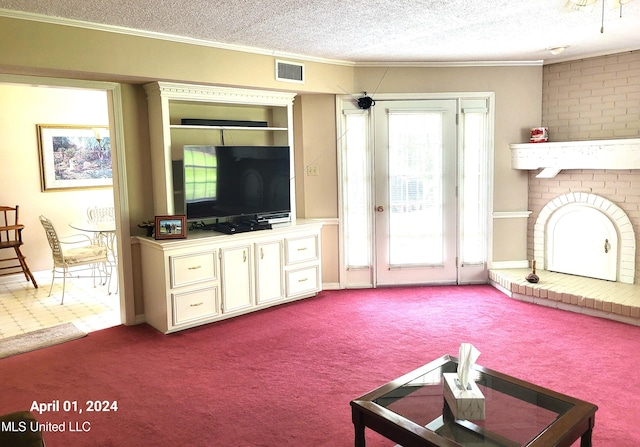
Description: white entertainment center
138,82,322,334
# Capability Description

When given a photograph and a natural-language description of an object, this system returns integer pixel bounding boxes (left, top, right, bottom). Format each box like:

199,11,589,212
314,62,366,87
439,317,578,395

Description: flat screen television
181,145,291,222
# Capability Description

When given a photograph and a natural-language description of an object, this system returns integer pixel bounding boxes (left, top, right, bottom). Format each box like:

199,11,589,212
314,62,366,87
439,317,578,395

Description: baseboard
0,270,50,286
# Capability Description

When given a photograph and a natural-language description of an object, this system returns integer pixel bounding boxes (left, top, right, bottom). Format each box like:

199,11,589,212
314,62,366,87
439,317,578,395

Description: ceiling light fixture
548,46,569,55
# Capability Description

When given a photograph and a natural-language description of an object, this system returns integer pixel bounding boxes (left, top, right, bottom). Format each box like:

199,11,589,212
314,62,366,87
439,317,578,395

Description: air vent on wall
275,60,305,83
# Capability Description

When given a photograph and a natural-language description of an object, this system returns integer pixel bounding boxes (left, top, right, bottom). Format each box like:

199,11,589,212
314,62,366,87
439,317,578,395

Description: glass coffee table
350,355,597,447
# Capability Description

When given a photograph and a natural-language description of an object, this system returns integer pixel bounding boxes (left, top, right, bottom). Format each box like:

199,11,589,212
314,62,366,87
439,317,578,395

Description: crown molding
355,60,545,67
0,9,550,69
144,81,296,106
0,8,355,67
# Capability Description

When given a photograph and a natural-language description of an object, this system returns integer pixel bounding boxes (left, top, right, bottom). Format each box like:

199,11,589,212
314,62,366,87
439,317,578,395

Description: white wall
0,84,114,274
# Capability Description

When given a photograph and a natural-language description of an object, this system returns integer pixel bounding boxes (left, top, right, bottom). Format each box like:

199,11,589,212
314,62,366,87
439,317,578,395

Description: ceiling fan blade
565,0,598,11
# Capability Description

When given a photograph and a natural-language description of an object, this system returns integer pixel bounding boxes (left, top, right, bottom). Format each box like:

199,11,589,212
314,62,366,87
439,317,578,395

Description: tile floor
0,272,121,340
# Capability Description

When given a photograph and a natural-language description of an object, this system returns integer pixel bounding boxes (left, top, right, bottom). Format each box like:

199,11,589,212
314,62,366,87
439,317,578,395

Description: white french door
338,94,491,288
373,100,458,285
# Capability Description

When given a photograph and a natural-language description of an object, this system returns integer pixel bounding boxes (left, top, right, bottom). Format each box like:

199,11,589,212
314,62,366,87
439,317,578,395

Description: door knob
376,206,384,212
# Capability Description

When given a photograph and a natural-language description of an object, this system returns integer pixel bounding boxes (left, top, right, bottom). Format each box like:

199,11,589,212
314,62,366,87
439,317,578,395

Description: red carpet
1,285,639,446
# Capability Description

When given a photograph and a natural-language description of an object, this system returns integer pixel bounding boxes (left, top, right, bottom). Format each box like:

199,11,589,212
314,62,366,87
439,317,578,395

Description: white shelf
511,138,640,178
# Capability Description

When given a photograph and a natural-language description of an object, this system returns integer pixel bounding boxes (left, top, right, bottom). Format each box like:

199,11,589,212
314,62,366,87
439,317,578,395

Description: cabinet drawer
172,287,218,325
285,235,318,265
170,251,217,288
286,266,319,297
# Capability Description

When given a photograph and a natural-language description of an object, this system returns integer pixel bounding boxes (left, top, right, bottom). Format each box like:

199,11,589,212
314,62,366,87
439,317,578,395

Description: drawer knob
188,265,202,270
190,302,204,307
297,247,308,251
298,278,308,283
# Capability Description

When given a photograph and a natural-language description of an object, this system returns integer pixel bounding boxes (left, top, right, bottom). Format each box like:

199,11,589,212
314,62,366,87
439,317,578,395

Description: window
341,111,371,269
459,102,489,265
184,146,217,202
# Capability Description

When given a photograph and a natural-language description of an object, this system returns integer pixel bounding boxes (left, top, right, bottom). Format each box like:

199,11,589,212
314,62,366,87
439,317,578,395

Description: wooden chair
39,215,110,304
0,205,37,288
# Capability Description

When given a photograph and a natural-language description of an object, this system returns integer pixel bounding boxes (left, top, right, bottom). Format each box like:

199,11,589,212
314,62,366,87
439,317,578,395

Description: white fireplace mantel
510,138,640,178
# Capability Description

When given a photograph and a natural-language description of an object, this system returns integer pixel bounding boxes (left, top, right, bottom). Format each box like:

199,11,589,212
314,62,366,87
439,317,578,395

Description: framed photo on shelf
155,215,187,240
37,124,112,191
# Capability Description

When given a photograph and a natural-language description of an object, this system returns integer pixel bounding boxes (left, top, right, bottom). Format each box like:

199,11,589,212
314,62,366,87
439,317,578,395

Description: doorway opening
0,74,134,333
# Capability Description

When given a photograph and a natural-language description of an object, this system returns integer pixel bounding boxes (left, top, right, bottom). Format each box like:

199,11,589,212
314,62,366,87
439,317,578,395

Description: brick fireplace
526,51,640,285
510,137,640,285
490,51,640,325
528,169,640,284
532,190,635,284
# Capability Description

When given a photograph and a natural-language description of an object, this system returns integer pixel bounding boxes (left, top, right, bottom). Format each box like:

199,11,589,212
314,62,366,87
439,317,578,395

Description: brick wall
529,51,640,283
542,50,640,141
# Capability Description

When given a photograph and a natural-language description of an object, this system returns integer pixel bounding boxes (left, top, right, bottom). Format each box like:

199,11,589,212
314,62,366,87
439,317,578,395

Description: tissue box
442,373,485,420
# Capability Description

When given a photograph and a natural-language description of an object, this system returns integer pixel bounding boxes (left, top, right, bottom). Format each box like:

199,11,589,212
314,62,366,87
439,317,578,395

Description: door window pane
343,113,371,268
460,111,486,264
388,111,443,266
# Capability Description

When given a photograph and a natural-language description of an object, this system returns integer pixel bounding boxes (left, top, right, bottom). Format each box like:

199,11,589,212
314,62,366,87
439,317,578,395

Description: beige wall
118,84,154,230
0,16,354,94
293,94,339,218
0,84,114,273
531,50,640,281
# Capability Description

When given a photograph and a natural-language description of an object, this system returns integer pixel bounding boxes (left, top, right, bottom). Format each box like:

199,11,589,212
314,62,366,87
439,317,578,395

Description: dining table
69,220,118,293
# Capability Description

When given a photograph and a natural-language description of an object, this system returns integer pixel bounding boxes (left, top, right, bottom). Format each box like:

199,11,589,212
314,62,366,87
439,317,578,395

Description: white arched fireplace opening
533,193,636,284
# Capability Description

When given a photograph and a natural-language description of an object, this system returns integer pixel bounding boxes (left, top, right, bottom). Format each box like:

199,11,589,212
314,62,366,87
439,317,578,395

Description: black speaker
357,95,375,110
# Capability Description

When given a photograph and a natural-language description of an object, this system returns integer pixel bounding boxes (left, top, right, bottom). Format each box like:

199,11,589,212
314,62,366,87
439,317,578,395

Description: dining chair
0,205,38,288
39,215,110,304
86,206,115,224
86,205,117,250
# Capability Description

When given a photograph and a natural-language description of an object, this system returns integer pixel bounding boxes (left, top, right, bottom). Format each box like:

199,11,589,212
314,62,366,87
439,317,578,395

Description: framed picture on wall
37,124,113,191
155,215,187,240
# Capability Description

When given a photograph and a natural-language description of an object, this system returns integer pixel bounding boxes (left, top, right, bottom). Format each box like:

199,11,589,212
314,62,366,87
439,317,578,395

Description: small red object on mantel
530,127,548,143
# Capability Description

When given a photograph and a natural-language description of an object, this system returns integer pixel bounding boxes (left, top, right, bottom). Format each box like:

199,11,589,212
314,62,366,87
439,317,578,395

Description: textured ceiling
1,0,639,64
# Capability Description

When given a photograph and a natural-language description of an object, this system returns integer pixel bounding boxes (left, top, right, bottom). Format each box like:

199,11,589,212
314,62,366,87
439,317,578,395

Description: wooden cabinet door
255,240,284,304
220,245,253,313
